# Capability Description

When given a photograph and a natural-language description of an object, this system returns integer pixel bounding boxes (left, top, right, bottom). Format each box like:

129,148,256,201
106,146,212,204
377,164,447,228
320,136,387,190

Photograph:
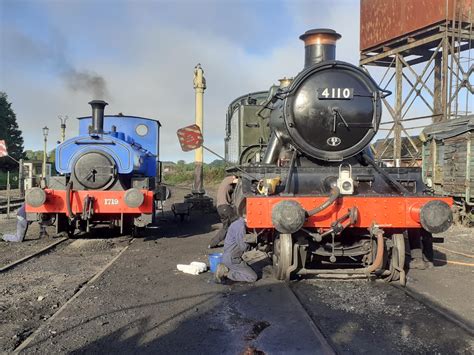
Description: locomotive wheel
272,233,293,280
389,234,406,286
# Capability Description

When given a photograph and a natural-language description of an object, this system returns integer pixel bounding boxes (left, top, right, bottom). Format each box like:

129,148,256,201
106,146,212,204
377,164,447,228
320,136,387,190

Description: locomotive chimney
299,28,341,68
89,100,108,134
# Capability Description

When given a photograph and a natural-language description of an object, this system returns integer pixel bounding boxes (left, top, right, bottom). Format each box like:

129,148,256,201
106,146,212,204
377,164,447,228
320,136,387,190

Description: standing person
408,230,433,269
208,175,238,248
2,204,29,242
215,217,257,283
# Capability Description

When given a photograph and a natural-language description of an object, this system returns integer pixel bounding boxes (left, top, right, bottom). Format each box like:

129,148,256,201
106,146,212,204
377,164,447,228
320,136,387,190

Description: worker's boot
409,248,428,270
214,263,229,284
39,225,49,238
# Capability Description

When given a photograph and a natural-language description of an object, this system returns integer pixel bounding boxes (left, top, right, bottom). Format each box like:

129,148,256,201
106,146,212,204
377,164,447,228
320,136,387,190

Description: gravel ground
292,279,474,354
0,220,60,268
0,234,131,352
15,188,328,354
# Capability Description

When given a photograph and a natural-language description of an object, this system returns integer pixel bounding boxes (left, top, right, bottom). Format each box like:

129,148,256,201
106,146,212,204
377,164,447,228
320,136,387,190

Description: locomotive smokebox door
73,151,116,190
282,62,383,161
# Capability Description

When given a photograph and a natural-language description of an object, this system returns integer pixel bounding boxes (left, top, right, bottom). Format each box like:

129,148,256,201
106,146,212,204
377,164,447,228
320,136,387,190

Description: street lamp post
42,126,49,186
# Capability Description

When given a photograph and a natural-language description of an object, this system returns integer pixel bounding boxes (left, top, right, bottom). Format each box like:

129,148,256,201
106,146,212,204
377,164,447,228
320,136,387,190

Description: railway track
283,283,337,354
290,278,473,353
0,197,24,213
0,237,69,273
2,231,471,353
12,239,133,353
393,283,474,336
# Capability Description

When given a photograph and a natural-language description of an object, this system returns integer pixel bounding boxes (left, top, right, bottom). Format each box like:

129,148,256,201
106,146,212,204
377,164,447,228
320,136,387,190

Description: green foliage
209,159,226,167
24,149,55,163
0,92,24,170
162,161,227,186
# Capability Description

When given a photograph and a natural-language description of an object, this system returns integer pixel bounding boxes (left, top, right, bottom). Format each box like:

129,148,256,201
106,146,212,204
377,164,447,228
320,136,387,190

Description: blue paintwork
56,115,161,177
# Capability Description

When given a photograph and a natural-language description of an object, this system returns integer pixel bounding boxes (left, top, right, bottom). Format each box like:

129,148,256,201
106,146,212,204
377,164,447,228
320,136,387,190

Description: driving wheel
272,233,293,280
389,234,406,286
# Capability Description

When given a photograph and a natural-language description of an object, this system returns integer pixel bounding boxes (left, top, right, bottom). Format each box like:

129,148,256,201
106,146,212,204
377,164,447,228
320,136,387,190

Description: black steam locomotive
224,29,453,284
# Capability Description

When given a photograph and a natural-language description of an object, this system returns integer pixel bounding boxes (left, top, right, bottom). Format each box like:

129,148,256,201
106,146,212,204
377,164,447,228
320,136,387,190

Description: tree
0,92,24,170
24,149,55,163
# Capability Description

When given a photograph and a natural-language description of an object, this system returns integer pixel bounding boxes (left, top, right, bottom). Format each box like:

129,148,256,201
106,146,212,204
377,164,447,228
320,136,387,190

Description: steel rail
284,283,337,355
13,240,133,353
0,237,69,273
391,283,474,336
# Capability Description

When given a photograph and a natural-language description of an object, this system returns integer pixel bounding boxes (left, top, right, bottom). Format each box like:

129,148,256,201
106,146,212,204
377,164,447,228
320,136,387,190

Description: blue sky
1,0,362,161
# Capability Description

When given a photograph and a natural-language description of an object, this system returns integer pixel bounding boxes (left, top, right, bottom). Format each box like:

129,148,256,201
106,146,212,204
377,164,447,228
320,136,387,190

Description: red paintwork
25,189,154,216
246,196,452,229
177,124,204,152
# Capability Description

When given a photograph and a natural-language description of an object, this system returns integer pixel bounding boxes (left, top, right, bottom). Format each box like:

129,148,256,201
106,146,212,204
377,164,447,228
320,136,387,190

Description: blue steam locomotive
25,100,163,235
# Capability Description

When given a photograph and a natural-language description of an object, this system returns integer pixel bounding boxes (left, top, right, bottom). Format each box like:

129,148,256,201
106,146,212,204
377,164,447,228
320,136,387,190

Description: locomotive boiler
226,29,453,284
25,100,163,235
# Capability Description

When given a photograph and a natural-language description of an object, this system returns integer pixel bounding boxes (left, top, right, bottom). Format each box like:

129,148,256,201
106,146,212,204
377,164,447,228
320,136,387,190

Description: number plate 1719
318,88,354,100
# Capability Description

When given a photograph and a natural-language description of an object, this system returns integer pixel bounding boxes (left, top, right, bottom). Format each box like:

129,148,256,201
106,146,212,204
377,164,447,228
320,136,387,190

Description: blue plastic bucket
208,253,223,273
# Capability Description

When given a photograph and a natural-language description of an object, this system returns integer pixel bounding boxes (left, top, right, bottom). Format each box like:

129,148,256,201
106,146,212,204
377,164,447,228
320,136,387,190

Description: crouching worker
215,217,257,283
2,204,29,242
208,175,238,248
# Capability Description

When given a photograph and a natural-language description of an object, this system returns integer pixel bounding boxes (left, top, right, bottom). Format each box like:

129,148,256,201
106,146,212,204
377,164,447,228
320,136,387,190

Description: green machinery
225,77,296,165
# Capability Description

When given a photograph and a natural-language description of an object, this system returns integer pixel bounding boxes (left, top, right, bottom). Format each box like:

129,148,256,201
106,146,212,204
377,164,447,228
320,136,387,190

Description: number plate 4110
318,88,353,100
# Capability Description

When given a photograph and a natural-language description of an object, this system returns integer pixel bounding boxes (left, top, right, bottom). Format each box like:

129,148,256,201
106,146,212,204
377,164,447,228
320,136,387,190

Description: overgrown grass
162,162,226,186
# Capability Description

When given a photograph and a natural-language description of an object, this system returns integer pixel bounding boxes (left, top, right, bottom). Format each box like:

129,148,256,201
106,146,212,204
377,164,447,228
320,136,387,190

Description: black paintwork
280,61,382,161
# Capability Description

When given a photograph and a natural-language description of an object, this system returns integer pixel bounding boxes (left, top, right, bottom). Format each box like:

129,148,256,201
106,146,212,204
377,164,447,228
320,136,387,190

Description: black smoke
62,69,108,99
4,29,109,100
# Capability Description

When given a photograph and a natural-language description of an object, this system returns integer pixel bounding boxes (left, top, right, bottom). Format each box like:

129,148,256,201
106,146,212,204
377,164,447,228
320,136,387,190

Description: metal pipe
262,133,282,164
366,229,384,273
379,113,443,125
42,127,48,186
299,28,341,68
362,152,410,195
286,243,300,282
283,150,298,194
66,181,75,219
6,171,10,218
305,187,340,217
297,268,373,275
19,158,24,197
89,100,108,134
193,64,206,194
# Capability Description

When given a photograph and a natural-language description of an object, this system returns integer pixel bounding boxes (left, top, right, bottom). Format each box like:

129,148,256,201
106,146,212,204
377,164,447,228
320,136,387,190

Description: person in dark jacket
215,217,257,283
209,175,238,248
